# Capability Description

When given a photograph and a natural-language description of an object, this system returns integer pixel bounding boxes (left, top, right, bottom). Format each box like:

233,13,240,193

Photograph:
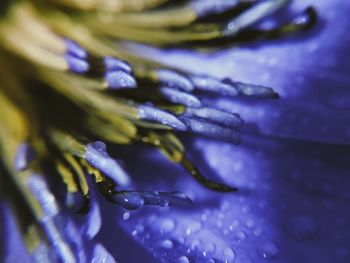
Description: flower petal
124,0,350,145
116,135,350,262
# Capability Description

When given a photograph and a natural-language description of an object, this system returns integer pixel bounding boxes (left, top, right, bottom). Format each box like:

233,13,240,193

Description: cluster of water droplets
115,123,350,262
118,195,284,262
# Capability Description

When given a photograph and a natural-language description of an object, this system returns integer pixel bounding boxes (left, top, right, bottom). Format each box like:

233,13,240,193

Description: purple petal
124,0,350,145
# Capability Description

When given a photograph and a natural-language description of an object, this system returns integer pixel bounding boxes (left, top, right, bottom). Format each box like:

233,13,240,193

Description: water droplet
218,212,225,219
132,224,144,237
257,242,279,260
203,242,216,257
159,218,175,233
245,219,255,228
122,212,130,220
115,194,144,210
284,215,318,241
136,224,144,232
232,219,239,228
177,256,190,263
216,220,223,228
190,239,201,250
220,201,230,212
190,221,202,233
186,221,202,236
228,225,235,232
160,239,174,249
223,247,235,263
254,227,263,237
235,231,247,243
177,236,185,244
162,200,170,207
242,205,250,214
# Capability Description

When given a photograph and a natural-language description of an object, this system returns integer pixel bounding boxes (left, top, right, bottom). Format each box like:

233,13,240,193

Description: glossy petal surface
113,0,350,262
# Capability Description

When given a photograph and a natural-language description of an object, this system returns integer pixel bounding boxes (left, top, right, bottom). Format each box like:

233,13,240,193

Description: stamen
104,56,132,73
64,39,88,59
181,157,237,192
290,6,317,30
104,70,137,89
223,78,279,99
159,86,202,108
65,54,90,74
64,39,137,89
223,0,291,36
14,143,36,171
138,104,187,131
179,116,241,144
184,107,243,129
155,69,194,92
27,174,76,263
190,75,239,96
31,242,56,263
191,0,241,18
85,141,131,186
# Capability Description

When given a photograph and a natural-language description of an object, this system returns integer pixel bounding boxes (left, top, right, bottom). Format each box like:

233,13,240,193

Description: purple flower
113,1,350,262
1,0,349,263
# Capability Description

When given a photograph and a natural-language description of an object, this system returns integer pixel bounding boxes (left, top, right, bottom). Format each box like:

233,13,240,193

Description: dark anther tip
272,92,280,99
306,6,318,23
302,6,318,31
210,182,238,193
223,185,238,193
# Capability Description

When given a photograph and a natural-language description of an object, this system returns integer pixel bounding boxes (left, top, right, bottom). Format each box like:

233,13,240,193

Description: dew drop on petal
245,219,255,228
122,212,130,220
222,247,235,263
228,225,235,232
136,224,144,232
257,242,279,260
241,205,250,214
131,230,138,237
203,242,216,256
190,239,201,250
254,227,263,237
235,231,247,243
160,239,174,250
159,218,175,233
177,236,185,244
220,200,230,212
177,256,190,263
189,221,202,234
